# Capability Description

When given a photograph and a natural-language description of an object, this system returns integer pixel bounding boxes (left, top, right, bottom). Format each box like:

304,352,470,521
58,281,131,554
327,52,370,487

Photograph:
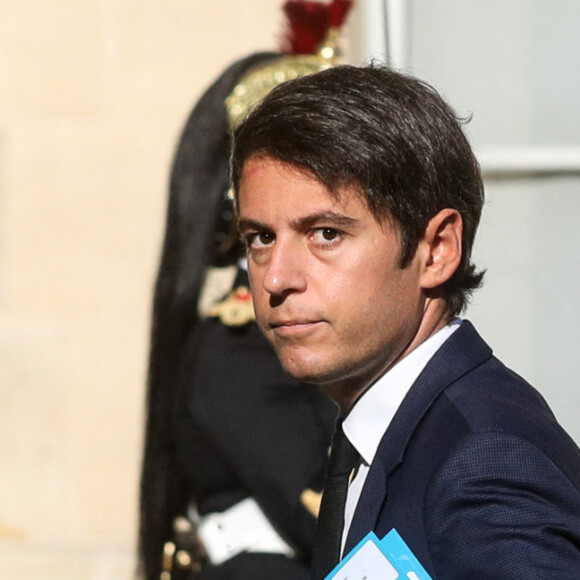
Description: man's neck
322,298,451,414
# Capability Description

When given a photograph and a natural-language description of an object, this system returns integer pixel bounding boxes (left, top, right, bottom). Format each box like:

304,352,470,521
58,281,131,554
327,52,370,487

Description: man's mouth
268,319,324,337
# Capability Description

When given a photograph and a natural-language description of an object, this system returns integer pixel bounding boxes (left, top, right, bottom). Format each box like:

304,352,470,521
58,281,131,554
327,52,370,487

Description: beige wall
0,1,280,578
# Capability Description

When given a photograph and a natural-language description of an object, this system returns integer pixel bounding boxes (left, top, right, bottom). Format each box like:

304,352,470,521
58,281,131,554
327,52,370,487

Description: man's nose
262,238,307,297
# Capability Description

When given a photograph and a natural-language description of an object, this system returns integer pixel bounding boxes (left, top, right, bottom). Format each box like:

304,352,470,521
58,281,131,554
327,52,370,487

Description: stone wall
0,1,280,577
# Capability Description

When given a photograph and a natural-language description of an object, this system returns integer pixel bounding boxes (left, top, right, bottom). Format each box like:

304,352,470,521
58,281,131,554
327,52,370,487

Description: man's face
238,157,427,395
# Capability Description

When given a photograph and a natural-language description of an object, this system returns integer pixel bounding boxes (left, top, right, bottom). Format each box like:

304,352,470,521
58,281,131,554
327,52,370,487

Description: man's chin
277,352,342,385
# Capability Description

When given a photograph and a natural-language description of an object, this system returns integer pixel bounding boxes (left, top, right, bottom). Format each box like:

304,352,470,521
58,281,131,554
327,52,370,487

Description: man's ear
419,208,462,290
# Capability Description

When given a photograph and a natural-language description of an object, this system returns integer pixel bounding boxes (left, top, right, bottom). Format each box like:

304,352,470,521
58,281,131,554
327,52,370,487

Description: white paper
326,538,399,580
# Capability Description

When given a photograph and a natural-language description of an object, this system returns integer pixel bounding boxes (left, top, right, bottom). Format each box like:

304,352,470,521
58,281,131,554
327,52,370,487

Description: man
231,65,580,578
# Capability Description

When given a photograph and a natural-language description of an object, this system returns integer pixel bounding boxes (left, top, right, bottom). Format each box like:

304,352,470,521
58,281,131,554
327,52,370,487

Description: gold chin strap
225,27,343,129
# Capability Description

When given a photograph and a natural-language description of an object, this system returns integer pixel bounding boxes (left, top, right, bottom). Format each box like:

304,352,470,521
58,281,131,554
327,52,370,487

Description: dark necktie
311,419,361,580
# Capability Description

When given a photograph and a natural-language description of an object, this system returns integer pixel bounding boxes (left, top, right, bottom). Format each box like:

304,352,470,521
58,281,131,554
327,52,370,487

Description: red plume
329,0,353,28
282,0,354,55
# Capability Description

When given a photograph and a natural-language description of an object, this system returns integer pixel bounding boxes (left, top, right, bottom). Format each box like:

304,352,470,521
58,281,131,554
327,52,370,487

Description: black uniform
173,272,337,579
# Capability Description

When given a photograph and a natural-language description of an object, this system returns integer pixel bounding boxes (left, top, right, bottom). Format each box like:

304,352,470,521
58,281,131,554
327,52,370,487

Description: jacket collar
344,320,492,551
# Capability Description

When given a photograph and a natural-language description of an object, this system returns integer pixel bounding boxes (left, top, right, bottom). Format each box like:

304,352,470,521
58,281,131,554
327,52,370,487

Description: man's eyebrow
293,212,359,229
237,218,270,233
237,212,359,234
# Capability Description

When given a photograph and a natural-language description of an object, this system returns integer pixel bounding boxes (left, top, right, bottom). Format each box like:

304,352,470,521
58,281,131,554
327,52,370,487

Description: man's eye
322,228,339,241
247,232,274,248
312,228,341,243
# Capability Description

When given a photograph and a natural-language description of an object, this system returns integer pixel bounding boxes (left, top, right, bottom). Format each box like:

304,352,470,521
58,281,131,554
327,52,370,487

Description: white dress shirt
340,319,461,555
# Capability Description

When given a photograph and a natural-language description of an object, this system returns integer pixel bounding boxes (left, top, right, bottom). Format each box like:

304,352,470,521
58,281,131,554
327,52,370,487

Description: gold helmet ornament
225,0,354,128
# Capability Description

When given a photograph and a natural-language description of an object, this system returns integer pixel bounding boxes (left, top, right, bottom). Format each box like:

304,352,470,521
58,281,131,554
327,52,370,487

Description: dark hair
138,52,280,580
231,64,484,315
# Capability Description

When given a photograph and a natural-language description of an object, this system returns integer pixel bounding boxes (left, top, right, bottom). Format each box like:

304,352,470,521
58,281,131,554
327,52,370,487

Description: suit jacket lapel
344,320,492,552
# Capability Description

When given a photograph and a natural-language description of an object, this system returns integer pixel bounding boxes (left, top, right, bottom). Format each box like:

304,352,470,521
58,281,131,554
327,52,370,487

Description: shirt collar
343,319,461,465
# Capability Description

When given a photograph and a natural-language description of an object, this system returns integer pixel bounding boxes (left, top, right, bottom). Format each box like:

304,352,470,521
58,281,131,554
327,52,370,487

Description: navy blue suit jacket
344,321,580,578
